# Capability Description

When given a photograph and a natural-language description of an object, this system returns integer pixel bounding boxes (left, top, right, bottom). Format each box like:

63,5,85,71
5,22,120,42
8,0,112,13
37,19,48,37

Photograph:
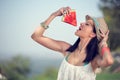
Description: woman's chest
66,52,87,66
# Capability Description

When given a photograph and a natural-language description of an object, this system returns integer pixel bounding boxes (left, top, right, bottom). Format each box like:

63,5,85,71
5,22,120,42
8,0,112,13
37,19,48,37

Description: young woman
31,7,114,80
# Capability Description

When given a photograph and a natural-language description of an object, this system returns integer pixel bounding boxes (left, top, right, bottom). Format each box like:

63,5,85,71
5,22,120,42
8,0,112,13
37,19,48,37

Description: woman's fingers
99,29,109,37
106,30,109,36
66,6,71,14
99,29,105,38
99,29,109,42
53,6,70,17
63,6,71,16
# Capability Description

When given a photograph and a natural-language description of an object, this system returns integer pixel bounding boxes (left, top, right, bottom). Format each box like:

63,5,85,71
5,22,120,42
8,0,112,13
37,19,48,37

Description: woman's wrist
99,41,108,48
99,41,110,56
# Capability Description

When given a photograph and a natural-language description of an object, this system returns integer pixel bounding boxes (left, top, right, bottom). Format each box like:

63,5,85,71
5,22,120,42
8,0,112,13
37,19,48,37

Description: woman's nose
80,23,84,26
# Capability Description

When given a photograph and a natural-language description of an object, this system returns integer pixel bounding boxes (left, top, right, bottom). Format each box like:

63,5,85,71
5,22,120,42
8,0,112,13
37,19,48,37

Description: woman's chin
75,32,79,36
75,31,82,38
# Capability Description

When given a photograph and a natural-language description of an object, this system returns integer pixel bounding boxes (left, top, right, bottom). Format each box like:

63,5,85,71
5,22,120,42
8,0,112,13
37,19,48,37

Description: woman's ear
90,32,96,38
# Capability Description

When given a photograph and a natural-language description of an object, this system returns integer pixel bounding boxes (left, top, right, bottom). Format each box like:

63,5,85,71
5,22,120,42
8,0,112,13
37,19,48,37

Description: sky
0,0,103,59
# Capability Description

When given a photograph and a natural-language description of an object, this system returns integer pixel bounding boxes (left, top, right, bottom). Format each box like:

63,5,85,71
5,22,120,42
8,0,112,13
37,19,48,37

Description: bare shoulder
56,40,71,55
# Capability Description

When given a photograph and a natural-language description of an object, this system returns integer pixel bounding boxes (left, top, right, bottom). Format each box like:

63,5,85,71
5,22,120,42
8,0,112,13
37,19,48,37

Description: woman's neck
78,38,91,52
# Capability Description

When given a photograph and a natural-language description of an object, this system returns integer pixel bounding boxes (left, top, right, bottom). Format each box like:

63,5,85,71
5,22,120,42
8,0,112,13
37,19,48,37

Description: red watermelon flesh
62,10,77,26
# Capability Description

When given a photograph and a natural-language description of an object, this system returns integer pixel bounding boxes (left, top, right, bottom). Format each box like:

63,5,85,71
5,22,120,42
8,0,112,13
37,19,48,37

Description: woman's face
75,19,96,38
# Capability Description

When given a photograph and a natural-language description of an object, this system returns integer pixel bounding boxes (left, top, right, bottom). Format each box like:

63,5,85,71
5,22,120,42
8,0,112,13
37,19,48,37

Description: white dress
57,57,96,80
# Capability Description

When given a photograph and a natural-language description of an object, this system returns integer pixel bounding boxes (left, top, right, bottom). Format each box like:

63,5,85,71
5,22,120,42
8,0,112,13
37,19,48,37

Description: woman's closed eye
85,22,93,26
85,23,90,26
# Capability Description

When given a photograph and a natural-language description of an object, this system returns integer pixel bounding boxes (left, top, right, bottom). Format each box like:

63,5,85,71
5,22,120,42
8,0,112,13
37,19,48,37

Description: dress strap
83,62,89,66
65,53,71,61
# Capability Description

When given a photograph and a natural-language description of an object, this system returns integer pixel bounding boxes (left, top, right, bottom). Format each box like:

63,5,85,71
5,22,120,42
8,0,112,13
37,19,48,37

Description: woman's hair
66,27,99,63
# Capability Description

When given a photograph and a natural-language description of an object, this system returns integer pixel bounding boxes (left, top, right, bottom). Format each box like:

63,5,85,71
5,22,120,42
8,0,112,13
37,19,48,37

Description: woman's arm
96,30,114,68
96,43,114,67
92,46,114,71
31,7,71,55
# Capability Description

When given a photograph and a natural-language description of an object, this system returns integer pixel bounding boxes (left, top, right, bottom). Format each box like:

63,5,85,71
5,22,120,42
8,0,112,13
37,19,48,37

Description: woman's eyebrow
87,21,93,26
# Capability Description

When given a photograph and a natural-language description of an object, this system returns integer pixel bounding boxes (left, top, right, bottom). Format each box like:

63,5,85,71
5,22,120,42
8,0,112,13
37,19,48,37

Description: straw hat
86,15,109,42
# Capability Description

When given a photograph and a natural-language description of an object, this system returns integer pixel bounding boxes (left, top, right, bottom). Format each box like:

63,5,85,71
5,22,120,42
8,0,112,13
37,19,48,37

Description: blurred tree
99,0,120,50
0,67,7,80
0,55,30,80
30,67,58,80
42,67,58,80
109,60,120,72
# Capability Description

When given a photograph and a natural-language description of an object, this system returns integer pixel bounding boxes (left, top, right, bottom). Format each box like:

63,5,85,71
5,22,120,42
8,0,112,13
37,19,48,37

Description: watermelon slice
62,9,77,26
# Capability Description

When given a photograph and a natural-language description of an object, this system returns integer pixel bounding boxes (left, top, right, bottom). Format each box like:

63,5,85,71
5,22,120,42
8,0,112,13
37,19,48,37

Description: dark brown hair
66,27,99,63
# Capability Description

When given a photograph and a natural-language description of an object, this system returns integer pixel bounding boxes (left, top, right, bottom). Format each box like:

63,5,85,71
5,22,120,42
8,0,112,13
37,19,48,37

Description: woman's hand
52,6,71,17
96,30,114,67
99,30,109,47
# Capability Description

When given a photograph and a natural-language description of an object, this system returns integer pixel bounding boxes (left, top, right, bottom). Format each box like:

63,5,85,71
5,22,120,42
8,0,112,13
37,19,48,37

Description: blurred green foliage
29,67,58,80
0,55,30,80
96,72,120,80
109,61,119,72
99,0,120,51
